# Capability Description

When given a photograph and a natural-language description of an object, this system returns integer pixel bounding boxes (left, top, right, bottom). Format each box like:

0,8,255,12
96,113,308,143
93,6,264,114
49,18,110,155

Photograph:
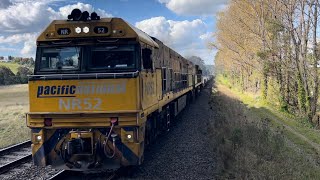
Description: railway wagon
26,9,203,171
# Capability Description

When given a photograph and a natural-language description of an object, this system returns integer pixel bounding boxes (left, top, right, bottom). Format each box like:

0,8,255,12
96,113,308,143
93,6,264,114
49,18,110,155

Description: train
26,9,208,171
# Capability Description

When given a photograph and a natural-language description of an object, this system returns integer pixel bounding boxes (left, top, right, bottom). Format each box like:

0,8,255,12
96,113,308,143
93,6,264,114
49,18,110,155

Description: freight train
26,9,205,171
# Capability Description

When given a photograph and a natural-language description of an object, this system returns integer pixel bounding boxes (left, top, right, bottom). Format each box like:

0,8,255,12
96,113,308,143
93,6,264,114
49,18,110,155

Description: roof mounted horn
91,12,100,20
68,9,82,21
67,9,100,21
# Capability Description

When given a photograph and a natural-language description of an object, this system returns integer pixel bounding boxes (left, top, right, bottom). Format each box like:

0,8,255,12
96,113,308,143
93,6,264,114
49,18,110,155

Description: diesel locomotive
26,9,203,171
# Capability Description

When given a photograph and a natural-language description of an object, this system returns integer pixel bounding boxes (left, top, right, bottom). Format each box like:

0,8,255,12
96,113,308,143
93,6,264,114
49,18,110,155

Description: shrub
16,66,32,84
0,66,16,85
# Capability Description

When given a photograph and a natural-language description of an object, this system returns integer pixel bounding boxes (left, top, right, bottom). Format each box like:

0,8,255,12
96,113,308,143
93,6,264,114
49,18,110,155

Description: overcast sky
0,0,229,65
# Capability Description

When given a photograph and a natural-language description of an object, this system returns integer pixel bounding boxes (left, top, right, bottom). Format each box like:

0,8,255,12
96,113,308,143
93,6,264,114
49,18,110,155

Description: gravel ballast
131,85,216,179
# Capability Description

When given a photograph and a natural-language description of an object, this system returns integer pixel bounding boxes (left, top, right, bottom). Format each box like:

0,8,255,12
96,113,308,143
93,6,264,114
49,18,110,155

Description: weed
212,83,320,179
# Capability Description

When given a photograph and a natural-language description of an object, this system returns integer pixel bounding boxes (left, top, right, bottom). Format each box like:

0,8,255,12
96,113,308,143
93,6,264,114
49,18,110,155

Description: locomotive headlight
125,133,134,142
83,26,89,33
126,134,132,139
75,27,81,34
36,135,42,141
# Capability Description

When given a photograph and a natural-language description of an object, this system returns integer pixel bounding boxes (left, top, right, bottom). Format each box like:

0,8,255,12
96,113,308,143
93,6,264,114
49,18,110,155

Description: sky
0,0,229,65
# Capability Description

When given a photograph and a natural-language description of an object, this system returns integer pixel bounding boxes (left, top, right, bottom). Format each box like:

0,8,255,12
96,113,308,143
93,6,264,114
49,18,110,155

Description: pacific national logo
37,82,126,98
37,85,76,98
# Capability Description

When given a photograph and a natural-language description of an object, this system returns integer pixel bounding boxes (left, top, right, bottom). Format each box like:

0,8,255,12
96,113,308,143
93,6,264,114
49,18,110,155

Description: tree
214,0,320,121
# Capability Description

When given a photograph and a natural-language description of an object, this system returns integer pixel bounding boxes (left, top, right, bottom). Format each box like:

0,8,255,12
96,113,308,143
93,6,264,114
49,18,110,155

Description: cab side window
142,48,153,70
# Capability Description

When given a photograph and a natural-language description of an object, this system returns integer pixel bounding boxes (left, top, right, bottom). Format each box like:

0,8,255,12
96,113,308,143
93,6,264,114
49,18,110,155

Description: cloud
135,17,171,44
0,1,112,34
158,0,228,16
0,46,17,52
0,0,12,9
0,1,112,57
136,16,206,47
21,39,36,57
0,33,37,44
0,33,37,57
49,2,112,20
136,16,214,64
0,1,50,34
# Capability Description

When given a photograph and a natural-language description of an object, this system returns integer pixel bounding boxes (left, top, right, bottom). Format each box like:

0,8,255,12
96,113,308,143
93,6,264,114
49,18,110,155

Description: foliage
16,66,32,84
13,57,35,68
0,62,21,74
0,63,33,85
214,0,320,123
0,66,16,85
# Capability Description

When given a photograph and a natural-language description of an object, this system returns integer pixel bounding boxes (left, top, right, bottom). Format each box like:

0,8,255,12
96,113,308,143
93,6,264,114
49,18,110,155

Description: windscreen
39,47,81,71
89,45,136,70
36,44,138,74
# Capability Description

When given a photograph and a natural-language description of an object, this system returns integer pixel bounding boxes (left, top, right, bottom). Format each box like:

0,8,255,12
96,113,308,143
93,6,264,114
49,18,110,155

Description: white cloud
0,1,112,57
0,1,50,33
0,46,17,52
136,16,214,64
21,40,36,57
200,32,213,41
168,19,206,46
136,16,206,47
20,34,37,57
135,17,171,44
158,0,170,3
49,2,112,20
158,0,228,16
0,33,37,57
0,1,112,34
0,33,37,44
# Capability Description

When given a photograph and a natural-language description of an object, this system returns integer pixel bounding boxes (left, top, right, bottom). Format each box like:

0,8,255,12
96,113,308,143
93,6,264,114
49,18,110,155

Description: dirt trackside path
210,83,320,179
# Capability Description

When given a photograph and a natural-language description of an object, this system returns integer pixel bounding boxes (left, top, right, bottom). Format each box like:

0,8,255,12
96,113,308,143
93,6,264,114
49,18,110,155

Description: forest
214,0,320,122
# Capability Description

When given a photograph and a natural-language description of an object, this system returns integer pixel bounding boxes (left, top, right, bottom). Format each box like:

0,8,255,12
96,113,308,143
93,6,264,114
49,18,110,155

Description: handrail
28,71,139,80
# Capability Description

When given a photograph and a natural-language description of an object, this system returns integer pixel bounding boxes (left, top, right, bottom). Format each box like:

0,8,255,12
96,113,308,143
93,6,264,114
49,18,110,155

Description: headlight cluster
75,26,90,34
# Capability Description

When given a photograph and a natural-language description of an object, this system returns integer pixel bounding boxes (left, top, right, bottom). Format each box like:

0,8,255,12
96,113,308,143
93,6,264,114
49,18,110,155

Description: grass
0,84,29,148
211,80,320,179
0,62,21,74
216,75,320,152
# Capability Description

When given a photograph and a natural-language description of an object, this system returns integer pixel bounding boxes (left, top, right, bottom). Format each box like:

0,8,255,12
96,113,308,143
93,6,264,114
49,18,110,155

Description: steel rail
0,140,32,174
0,154,32,174
48,169,118,180
0,140,31,156
48,170,66,180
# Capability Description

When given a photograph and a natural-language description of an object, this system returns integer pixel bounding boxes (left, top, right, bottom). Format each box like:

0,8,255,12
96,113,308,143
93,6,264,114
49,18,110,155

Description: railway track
48,169,118,180
0,141,122,179
0,141,32,177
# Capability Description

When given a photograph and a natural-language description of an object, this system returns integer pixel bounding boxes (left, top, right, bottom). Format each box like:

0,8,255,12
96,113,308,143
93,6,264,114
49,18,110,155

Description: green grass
0,62,21,74
0,84,29,148
216,75,320,154
211,83,320,179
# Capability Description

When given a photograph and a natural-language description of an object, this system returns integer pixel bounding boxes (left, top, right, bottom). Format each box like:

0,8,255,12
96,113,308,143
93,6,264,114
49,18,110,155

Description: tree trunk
311,0,319,120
